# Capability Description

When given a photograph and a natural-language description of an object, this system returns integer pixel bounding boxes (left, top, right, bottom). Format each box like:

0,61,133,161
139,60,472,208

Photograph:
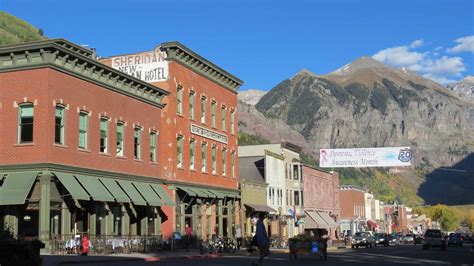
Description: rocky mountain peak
330,56,389,76
447,75,474,102
238,89,267,106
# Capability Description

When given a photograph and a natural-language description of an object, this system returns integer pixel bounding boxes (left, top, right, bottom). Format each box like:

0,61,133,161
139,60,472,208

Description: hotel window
300,190,304,206
212,145,217,174
100,118,109,153
177,135,183,168
78,111,88,149
189,91,195,120
150,131,157,162
278,189,283,206
230,109,235,134
222,148,227,176
231,151,235,178
286,189,289,206
18,103,34,143
190,139,195,170
211,101,216,128
293,164,299,180
134,127,141,160
177,86,183,115
294,191,300,206
55,105,66,144
221,106,226,131
200,96,206,124
201,142,207,172
116,122,124,156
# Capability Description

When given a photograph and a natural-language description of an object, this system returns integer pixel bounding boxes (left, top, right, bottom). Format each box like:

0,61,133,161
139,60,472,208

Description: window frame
100,117,109,154
200,96,206,124
177,135,183,168
230,109,235,134
221,106,226,131
18,103,34,144
190,139,195,170
150,131,157,162
231,150,235,178
177,86,183,115
54,105,66,145
201,142,207,172
211,101,216,128
116,122,125,157
78,111,89,149
222,148,227,176
189,91,195,120
134,126,142,160
211,144,217,174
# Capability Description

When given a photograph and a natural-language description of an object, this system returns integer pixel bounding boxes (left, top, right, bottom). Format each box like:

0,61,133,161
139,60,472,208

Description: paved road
46,244,474,266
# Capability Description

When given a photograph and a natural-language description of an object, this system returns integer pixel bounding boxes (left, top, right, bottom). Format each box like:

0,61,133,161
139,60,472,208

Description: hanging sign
319,147,412,168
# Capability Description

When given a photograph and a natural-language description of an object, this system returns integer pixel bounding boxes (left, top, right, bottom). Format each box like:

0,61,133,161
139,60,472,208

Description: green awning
178,187,197,196
0,172,37,205
75,175,115,202
150,184,175,206
100,178,131,203
195,188,211,197
133,182,163,206
116,180,147,206
55,172,90,201
206,190,219,198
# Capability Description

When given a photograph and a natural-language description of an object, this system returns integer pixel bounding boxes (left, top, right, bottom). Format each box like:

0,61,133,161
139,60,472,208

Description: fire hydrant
81,235,89,256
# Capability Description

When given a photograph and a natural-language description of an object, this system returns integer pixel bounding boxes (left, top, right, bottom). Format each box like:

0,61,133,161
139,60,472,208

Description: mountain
0,11,45,45
447,76,474,103
239,56,474,205
238,89,267,106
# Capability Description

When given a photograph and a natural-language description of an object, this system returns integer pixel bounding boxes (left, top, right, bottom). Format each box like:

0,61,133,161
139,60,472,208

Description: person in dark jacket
252,212,269,266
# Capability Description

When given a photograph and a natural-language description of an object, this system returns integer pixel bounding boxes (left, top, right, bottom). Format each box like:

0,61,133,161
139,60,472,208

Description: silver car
351,232,374,248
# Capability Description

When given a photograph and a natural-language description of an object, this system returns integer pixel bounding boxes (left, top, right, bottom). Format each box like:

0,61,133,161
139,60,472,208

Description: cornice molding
0,39,169,108
160,42,243,93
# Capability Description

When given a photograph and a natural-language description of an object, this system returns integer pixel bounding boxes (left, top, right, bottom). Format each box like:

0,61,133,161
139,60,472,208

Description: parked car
422,229,446,251
448,233,463,247
374,233,389,247
351,232,374,248
403,234,415,244
414,234,423,244
388,234,400,246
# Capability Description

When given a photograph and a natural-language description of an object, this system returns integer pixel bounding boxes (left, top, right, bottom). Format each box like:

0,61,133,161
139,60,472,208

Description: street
45,244,474,266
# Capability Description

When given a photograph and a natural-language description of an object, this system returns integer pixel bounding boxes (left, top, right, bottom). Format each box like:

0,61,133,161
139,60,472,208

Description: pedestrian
81,234,89,256
235,225,243,250
252,212,269,266
320,229,329,261
184,223,193,251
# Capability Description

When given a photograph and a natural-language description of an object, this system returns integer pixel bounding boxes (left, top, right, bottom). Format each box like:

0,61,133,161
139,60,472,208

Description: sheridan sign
190,124,228,144
111,47,169,82
319,147,412,168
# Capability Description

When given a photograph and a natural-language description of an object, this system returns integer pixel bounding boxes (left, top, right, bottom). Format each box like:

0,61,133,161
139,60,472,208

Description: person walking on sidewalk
184,223,193,251
252,213,269,266
235,225,243,250
321,229,329,261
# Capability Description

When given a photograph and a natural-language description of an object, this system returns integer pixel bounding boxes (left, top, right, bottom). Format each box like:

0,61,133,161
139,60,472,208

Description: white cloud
410,39,423,48
421,56,465,76
447,35,474,53
372,40,468,85
372,46,424,66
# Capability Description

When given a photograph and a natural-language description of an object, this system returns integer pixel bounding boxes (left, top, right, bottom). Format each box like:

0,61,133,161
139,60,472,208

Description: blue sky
2,0,473,90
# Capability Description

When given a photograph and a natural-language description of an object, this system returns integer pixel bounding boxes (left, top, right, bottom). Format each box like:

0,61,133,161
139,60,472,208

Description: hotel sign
190,124,228,144
319,147,412,168
111,47,169,83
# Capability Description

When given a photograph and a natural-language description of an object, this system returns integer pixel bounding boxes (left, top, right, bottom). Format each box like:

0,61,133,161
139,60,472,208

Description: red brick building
101,42,242,240
302,166,340,238
339,185,366,234
0,39,171,251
